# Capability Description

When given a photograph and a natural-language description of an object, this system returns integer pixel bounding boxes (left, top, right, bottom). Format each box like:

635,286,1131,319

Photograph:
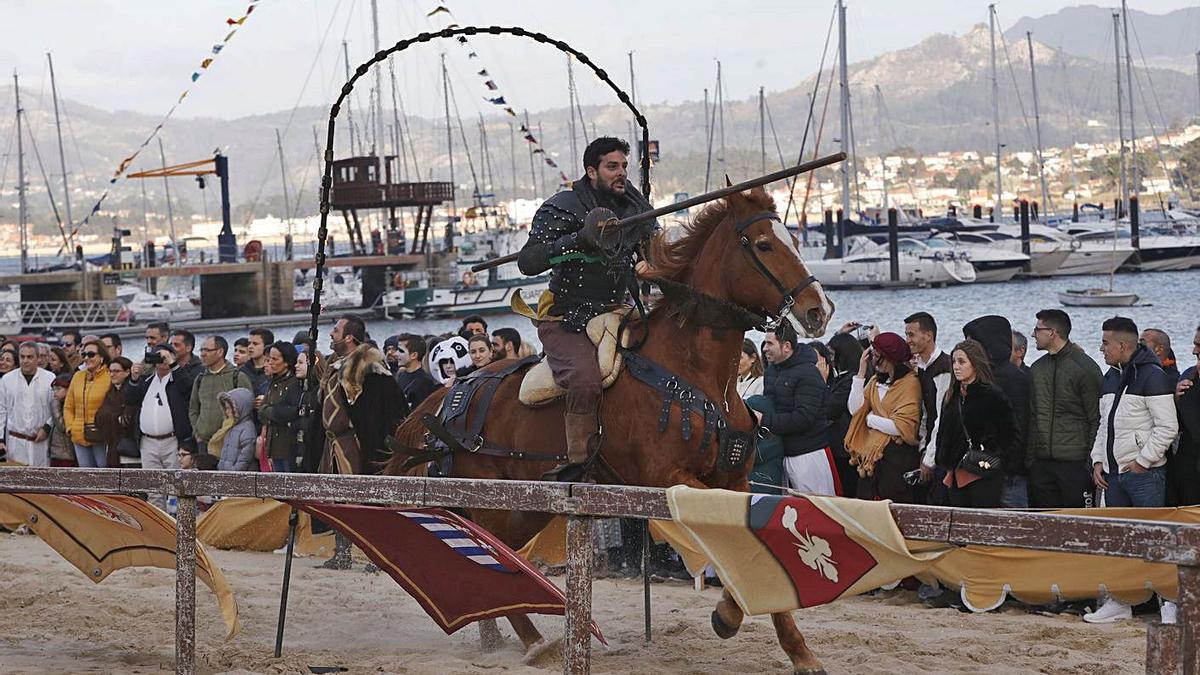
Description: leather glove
578,207,619,252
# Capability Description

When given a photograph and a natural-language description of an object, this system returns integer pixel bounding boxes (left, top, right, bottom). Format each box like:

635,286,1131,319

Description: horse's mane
648,189,777,282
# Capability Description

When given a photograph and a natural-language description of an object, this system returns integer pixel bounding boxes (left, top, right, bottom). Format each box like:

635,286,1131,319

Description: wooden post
1178,565,1200,674
175,495,197,675
564,515,594,675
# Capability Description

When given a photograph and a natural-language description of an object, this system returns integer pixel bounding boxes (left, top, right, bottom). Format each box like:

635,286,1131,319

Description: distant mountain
1005,4,1200,72
2,6,1198,233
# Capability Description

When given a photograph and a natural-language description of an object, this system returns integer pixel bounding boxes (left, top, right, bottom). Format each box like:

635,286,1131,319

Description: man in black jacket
1171,326,1200,506
394,333,439,411
761,321,834,494
963,315,1031,508
517,136,654,481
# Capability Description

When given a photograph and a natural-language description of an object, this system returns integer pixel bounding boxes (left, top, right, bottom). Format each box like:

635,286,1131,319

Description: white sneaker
1161,601,1178,625
1083,598,1132,624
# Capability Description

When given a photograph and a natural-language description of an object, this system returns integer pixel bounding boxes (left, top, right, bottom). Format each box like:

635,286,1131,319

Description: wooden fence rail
0,467,1196,674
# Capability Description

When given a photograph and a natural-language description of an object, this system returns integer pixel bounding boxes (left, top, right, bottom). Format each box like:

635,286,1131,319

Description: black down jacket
761,344,830,457
963,315,1031,475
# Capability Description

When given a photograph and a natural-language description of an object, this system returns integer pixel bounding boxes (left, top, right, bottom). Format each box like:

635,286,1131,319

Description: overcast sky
2,0,1196,123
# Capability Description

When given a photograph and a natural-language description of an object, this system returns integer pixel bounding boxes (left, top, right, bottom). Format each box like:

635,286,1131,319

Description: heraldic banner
0,493,240,638
665,486,955,616
292,502,605,642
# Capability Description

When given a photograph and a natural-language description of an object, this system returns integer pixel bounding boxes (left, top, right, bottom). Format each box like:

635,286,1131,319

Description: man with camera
126,345,194,508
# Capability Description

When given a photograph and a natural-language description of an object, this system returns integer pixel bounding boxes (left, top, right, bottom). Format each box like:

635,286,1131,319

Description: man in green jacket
189,335,253,454
1027,309,1103,507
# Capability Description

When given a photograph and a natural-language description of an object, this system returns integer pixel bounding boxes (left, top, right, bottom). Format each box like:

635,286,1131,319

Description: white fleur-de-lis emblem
780,504,839,583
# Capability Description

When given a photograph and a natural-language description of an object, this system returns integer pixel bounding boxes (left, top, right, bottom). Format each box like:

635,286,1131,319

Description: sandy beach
0,531,1148,674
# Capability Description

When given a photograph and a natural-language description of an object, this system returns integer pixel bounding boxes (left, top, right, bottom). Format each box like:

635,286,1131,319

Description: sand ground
0,532,1147,674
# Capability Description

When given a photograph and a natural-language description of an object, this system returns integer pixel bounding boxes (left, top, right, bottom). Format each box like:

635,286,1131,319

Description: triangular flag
200,58,213,69
503,107,516,116
212,44,224,54
485,96,507,105
226,16,246,26
477,69,489,77
456,36,469,45
484,80,498,91
467,51,478,58
427,5,452,17
191,72,201,82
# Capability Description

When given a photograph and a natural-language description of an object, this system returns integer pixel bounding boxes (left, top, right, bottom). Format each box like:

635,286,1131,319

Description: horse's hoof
710,609,740,639
521,637,560,665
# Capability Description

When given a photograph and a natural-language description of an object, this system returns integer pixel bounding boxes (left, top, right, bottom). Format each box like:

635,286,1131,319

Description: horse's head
650,187,834,337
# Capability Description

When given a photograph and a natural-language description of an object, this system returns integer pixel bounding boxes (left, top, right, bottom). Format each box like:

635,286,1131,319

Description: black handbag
955,397,1001,478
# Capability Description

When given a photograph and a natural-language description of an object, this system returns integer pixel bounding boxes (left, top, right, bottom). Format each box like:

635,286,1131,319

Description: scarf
844,371,921,477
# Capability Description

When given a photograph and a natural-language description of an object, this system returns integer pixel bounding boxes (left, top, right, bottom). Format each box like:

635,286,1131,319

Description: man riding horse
517,136,656,482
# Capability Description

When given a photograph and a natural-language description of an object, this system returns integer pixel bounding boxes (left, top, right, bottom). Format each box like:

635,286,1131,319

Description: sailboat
1058,10,1139,308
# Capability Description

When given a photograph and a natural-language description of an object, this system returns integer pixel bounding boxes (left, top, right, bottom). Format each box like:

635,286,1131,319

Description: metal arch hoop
306,26,652,346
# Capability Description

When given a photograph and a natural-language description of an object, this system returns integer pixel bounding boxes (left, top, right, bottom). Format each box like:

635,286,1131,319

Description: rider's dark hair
583,137,630,171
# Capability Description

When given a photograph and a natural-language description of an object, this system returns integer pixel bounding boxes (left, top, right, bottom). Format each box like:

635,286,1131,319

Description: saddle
517,307,634,407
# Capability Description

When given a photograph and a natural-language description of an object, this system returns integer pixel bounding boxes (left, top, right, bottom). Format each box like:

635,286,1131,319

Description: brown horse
386,187,834,673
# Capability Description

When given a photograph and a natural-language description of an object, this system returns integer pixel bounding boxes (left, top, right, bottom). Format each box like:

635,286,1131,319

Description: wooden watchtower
329,155,453,255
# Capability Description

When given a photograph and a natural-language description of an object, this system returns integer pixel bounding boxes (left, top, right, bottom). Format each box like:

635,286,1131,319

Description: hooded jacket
189,360,253,442
963,316,1031,474
1027,341,1103,464
258,372,302,460
761,344,829,457
216,388,258,471
1091,344,1179,473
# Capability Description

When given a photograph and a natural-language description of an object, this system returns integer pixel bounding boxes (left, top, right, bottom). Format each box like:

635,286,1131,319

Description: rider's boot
542,410,599,482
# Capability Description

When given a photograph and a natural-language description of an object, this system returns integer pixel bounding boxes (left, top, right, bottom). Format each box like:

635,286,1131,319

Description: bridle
733,211,818,330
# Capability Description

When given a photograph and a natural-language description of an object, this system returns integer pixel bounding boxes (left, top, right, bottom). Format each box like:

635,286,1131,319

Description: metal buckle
666,378,679,391
470,435,484,453
678,388,695,402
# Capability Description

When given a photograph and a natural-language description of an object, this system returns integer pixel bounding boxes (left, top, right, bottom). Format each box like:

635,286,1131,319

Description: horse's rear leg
770,611,824,675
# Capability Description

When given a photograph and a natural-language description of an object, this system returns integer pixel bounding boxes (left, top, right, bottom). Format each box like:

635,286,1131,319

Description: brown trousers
538,320,602,415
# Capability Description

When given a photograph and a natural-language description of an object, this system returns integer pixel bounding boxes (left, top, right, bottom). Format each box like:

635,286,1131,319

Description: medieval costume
0,367,56,466
516,173,654,479
319,344,408,569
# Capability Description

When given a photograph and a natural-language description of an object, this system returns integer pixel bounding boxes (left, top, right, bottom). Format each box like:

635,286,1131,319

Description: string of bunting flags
426,3,571,188
68,0,262,243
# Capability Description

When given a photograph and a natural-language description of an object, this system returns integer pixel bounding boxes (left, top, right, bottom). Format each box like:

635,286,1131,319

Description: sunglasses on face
82,351,99,358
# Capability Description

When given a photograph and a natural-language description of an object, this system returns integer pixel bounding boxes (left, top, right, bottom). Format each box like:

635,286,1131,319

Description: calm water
216,269,1200,369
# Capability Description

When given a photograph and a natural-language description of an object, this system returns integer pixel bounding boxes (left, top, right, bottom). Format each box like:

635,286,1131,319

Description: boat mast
13,72,28,274
759,86,766,174
717,60,727,177
989,4,1003,222
508,122,517,201
275,128,294,259
1026,32,1051,219
524,110,537,198
369,0,385,157
703,86,713,191
342,41,358,156
1112,12,1128,217
156,137,178,263
1121,0,1137,198
873,84,889,214
567,56,579,171
441,54,456,248
47,53,73,245
838,0,851,239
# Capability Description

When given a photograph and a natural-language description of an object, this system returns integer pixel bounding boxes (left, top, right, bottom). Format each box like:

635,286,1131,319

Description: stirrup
541,462,591,483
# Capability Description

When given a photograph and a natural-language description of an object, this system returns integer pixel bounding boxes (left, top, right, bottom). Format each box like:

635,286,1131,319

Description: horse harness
415,350,759,476
733,211,817,330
